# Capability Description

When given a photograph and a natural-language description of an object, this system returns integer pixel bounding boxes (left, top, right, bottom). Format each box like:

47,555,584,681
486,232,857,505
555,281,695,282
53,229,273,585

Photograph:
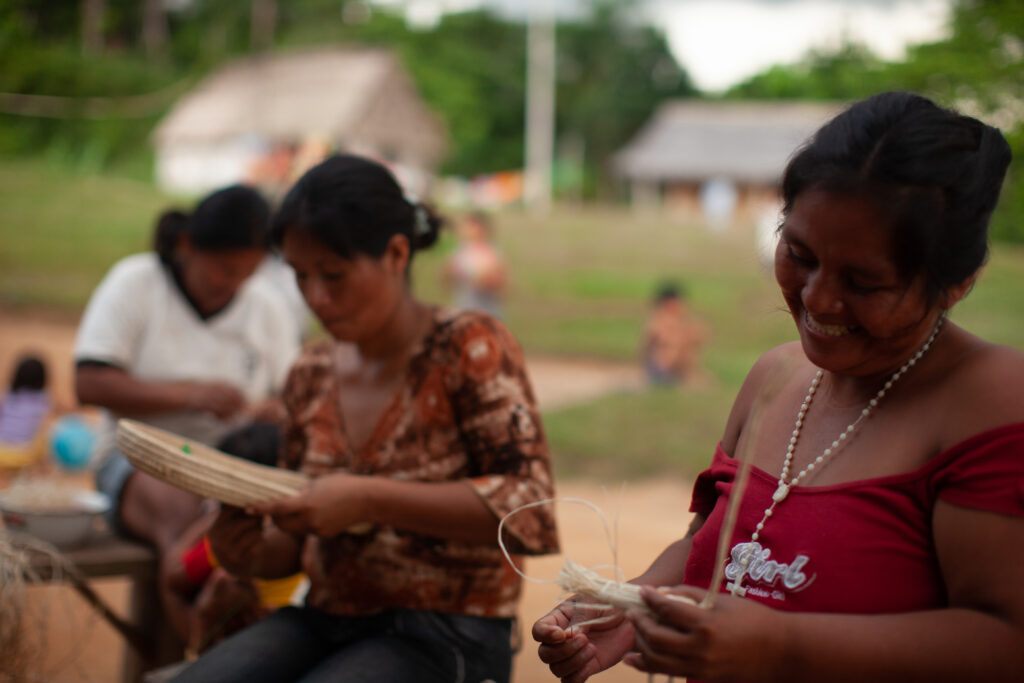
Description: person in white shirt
74,184,300,645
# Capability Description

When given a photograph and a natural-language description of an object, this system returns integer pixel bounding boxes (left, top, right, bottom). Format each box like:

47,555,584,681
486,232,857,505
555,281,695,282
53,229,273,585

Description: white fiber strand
498,497,696,617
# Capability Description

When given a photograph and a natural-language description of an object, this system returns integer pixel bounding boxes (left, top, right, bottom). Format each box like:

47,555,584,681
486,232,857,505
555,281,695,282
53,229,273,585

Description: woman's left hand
248,473,371,537
624,585,784,682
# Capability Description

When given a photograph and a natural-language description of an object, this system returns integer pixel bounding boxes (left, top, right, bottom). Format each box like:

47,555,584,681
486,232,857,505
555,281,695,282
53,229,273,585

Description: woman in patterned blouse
175,154,559,683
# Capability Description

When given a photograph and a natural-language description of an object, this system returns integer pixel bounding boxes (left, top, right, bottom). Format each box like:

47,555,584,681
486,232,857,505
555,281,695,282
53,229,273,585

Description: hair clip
407,196,431,237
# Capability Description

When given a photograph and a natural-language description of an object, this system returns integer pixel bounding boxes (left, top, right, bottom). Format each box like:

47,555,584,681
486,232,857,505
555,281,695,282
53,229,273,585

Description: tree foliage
726,0,1024,243
555,0,694,194
0,0,693,193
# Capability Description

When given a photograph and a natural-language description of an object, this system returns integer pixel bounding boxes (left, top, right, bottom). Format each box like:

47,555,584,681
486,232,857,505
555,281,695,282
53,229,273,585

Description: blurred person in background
442,209,509,318
74,184,300,649
640,281,709,387
163,422,305,663
0,354,54,470
533,92,1024,682
174,154,558,683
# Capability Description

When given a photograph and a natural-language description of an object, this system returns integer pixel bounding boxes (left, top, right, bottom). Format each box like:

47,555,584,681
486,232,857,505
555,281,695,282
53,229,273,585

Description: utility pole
141,0,168,58
81,0,106,55
523,1,555,215
251,0,277,52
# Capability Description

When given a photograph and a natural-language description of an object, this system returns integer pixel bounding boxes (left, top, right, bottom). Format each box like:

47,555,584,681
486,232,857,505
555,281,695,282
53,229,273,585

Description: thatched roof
154,47,447,164
612,100,843,185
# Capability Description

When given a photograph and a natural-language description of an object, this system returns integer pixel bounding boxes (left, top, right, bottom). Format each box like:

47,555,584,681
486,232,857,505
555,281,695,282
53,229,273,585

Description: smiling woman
774,190,965,378
532,91,1024,683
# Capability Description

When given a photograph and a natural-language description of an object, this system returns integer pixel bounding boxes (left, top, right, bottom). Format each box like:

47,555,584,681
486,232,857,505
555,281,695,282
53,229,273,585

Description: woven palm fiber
116,419,308,507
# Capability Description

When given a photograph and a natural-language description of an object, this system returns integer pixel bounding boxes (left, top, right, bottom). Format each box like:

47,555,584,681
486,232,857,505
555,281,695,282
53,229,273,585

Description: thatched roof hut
612,100,841,220
154,47,447,196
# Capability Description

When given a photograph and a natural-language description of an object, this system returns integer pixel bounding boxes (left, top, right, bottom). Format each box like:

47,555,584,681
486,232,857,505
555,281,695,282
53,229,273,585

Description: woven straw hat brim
116,419,308,507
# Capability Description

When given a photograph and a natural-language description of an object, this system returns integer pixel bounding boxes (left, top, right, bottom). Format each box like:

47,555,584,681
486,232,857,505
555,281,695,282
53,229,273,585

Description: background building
153,46,448,197
612,100,841,226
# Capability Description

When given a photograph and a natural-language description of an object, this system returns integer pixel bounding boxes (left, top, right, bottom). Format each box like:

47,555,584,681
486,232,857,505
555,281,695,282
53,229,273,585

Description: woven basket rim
116,418,308,505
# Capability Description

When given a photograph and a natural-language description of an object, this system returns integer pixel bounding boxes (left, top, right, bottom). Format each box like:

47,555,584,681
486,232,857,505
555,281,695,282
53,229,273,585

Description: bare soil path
1,307,692,683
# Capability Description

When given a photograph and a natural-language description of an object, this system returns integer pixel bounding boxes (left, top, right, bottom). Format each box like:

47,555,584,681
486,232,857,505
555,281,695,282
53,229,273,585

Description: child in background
0,355,52,470
640,282,709,386
443,210,508,318
165,422,305,660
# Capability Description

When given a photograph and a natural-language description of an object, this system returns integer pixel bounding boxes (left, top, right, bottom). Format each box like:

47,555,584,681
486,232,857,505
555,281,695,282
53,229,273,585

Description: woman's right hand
532,599,636,683
206,505,265,574
178,382,246,419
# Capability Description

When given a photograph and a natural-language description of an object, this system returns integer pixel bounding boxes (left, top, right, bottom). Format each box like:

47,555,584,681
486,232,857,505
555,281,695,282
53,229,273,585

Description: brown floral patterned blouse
279,308,559,618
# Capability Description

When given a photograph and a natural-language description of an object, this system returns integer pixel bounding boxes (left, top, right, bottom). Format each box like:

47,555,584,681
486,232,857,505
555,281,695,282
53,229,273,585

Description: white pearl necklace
727,318,944,597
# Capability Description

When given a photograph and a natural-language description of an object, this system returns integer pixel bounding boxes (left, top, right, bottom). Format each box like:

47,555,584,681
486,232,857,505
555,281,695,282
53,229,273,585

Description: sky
648,0,953,92
372,0,955,93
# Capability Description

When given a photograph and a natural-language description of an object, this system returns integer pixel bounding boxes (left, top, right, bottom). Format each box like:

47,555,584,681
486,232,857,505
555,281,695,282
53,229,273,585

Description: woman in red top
533,91,1024,682
175,154,559,683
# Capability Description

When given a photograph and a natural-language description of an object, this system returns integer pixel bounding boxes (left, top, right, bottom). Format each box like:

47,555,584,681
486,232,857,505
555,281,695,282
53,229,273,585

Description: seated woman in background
174,154,559,683
74,184,300,648
533,91,1024,682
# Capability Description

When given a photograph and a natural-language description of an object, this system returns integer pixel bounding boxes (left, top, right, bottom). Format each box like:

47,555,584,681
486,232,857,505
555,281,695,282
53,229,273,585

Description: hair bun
410,201,444,251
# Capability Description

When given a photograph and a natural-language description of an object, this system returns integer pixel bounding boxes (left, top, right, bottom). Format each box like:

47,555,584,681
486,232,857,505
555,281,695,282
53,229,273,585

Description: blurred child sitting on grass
640,282,709,387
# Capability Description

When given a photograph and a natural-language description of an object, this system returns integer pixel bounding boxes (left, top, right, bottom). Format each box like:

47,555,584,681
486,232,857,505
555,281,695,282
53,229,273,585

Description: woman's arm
633,513,706,586
250,474,500,543
75,364,244,419
445,314,558,554
780,502,1024,682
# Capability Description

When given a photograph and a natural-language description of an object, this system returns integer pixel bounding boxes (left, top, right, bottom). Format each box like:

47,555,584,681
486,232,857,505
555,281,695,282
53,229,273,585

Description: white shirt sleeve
73,254,153,369
253,282,302,392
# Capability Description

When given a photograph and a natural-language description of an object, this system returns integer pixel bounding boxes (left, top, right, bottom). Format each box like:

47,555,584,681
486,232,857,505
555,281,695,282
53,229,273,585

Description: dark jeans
171,605,514,683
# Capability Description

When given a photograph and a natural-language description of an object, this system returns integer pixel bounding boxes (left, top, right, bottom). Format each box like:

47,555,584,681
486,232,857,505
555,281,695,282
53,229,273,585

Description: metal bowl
0,488,110,548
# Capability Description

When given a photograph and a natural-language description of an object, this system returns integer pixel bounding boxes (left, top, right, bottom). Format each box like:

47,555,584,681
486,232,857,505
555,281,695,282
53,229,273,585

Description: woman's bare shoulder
939,330,1024,440
721,341,806,453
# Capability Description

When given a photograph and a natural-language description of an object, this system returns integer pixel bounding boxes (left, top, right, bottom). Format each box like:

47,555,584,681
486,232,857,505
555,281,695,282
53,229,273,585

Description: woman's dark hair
153,185,271,266
10,355,46,392
781,91,1011,302
269,154,443,263
216,421,281,467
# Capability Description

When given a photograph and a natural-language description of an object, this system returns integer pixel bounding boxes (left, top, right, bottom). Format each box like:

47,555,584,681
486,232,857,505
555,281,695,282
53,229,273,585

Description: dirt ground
1,308,693,683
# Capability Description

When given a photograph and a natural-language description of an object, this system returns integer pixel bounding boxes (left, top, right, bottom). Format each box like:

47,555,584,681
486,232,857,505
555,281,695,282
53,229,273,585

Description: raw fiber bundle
116,419,308,507
0,531,87,683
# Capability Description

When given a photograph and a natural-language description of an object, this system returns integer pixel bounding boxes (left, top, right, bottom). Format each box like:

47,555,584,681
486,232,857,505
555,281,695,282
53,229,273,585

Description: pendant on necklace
772,482,789,503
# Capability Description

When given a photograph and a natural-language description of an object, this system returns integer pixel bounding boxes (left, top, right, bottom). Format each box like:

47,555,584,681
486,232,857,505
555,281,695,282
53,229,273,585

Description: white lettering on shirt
724,541,812,595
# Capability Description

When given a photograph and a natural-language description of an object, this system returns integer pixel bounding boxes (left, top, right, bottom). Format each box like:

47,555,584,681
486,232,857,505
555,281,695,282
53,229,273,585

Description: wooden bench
26,532,184,683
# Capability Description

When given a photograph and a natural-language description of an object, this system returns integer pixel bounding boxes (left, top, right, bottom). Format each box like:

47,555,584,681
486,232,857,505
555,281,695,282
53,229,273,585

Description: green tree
728,42,894,101
0,0,693,193
895,0,1024,242
555,0,696,195
279,0,694,190
727,0,1024,243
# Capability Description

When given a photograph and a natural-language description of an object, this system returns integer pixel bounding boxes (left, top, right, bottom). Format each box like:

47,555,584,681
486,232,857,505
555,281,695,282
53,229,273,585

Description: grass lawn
0,159,172,309
3,158,1024,480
